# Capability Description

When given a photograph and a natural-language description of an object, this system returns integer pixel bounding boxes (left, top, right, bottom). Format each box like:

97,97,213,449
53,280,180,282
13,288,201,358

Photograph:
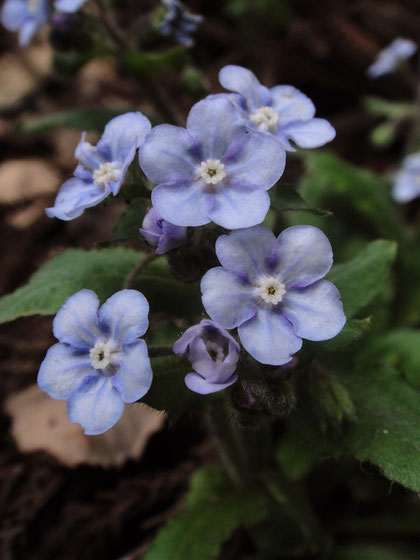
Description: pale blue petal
282,280,346,341
276,225,333,288
54,0,87,13
219,65,271,110
201,267,256,329
186,96,246,160
38,343,94,399
139,124,199,184
19,18,38,46
1,0,27,29
151,181,210,227
185,372,237,394
53,289,101,349
75,133,105,171
67,376,124,435
98,112,151,165
283,118,336,148
238,308,302,365
98,289,149,344
45,177,111,221
112,339,152,403
225,131,285,190
215,226,280,280
392,172,420,203
209,184,270,229
270,85,315,120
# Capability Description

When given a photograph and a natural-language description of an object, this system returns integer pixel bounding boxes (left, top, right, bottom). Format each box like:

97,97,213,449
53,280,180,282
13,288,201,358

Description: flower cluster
367,38,417,79
39,64,344,434
159,0,203,46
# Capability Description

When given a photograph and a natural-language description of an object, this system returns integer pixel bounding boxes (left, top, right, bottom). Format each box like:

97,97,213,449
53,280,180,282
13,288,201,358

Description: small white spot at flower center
205,341,225,364
249,106,279,133
254,275,286,305
196,159,226,185
93,162,121,187
89,340,119,370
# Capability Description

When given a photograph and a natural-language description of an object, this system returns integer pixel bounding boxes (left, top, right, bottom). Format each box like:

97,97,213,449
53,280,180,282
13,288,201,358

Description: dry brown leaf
0,158,60,203
5,384,165,468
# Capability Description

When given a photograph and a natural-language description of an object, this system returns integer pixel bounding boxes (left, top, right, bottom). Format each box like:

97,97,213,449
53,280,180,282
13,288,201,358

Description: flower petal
98,289,149,344
54,0,87,13
209,184,270,229
282,280,346,341
1,0,27,30
270,85,315,120
98,112,151,164
75,133,104,171
139,124,199,185
276,225,333,288
53,289,101,349
282,118,336,148
45,177,110,221
215,226,280,280
151,181,210,227
219,65,271,110
238,308,302,365
112,339,153,403
185,372,237,394
67,376,124,435
225,131,285,190
201,267,257,329
186,96,246,160
38,342,94,399
392,172,420,203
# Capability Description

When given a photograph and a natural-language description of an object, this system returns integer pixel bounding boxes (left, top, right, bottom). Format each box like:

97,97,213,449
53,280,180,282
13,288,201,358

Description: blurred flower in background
367,37,417,79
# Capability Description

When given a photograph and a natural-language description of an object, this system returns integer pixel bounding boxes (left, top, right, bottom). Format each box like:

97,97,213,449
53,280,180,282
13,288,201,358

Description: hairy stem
123,252,158,289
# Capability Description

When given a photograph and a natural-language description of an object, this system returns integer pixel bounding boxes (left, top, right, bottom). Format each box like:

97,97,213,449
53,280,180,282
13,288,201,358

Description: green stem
148,346,174,358
123,252,158,289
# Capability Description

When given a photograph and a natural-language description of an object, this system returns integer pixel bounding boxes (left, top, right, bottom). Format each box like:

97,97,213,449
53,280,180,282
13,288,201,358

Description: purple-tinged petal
151,181,210,227
54,0,87,13
225,131,285,190
209,183,270,229
112,339,152,403
185,372,237,394
139,124,199,185
270,85,315,121
186,96,246,160
38,342,94,400
67,375,124,435
276,225,333,288
238,308,302,365
282,118,336,148
98,289,149,344
1,0,27,29
201,267,257,329
75,133,105,171
53,289,101,349
219,65,271,110
206,92,248,112
282,280,346,341
98,112,151,165
215,226,280,280
45,177,111,221
18,18,38,46
157,221,188,253
187,336,217,378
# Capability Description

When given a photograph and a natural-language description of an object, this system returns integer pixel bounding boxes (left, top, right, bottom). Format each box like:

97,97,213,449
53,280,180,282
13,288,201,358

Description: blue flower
367,38,417,79
159,0,203,46
38,289,153,435
216,65,336,151
201,226,346,366
139,96,285,229
392,153,420,203
140,206,188,254
1,0,49,46
54,0,87,13
46,112,151,221
173,319,239,394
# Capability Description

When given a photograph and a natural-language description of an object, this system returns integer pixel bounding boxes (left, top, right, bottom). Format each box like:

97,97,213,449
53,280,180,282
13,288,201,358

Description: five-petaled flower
392,153,420,203
38,289,153,435
159,0,203,46
173,319,239,394
140,206,188,254
367,38,417,79
46,112,151,221
139,96,286,229
216,65,336,151
1,0,49,46
201,225,346,365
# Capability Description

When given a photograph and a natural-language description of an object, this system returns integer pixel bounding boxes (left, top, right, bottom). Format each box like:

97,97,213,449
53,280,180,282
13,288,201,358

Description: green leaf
327,240,397,319
370,121,397,147
109,198,151,243
122,47,188,76
144,466,268,560
305,318,371,356
21,107,138,133
334,544,417,560
363,96,414,119
269,185,331,216
0,248,140,323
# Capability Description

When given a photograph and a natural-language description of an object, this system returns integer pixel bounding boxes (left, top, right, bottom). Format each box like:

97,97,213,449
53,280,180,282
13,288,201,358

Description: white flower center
205,341,225,364
93,162,121,187
196,159,226,185
249,106,279,133
27,0,39,13
89,339,119,370
254,275,286,305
